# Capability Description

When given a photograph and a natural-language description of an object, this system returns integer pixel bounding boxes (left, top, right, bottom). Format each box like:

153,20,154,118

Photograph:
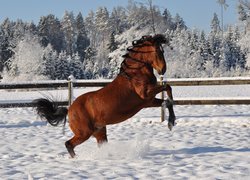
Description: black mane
123,34,168,58
132,34,167,46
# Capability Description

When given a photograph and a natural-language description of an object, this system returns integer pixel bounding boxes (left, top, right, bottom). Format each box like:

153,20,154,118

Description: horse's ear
142,35,151,40
127,46,133,51
153,34,167,44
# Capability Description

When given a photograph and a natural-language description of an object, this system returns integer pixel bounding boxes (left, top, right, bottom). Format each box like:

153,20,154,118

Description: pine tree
61,11,76,56
41,44,58,79
85,10,97,47
69,53,83,79
27,22,37,35
189,30,199,52
0,18,16,72
127,1,150,29
208,30,223,68
13,20,26,40
173,13,187,31
95,7,111,46
55,51,70,80
83,47,97,79
238,3,248,21
162,8,174,30
237,1,250,32
75,12,90,62
211,13,221,33
110,7,128,34
108,32,118,52
38,14,64,52
198,31,210,70
222,26,246,71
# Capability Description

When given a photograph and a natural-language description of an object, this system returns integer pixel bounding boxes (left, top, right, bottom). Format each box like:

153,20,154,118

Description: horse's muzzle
158,66,166,75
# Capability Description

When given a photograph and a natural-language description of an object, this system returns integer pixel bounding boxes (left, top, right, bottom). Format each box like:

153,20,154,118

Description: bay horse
34,34,176,158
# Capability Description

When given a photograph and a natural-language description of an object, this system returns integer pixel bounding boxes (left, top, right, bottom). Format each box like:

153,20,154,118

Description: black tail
33,98,68,126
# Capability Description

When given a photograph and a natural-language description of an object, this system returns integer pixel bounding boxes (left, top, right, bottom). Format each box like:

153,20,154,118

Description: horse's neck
136,66,157,83
118,56,157,84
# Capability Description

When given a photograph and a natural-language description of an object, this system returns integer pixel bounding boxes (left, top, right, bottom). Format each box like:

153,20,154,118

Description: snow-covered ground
0,84,250,179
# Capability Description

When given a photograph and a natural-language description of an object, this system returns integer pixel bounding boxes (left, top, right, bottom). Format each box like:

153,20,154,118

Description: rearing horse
34,34,176,158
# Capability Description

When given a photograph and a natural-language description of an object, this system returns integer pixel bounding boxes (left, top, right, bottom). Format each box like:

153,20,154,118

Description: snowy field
0,84,250,179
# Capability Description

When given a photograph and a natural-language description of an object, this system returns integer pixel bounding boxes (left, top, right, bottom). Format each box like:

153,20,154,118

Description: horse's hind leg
66,104,95,158
93,126,108,147
65,132,92,158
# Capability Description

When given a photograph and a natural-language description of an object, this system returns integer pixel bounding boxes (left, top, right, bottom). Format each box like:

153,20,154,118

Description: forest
0,0,250,81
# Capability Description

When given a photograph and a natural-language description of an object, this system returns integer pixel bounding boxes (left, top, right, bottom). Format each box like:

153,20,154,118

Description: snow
0,85,250,179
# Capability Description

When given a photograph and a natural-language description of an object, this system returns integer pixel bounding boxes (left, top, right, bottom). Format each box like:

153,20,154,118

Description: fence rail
1,78,250,89
1,77,250,108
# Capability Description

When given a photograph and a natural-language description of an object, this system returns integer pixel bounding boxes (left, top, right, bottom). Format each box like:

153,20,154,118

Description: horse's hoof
168,116,176,131
168,122,174,131
65,141,76,158
68,150,75,158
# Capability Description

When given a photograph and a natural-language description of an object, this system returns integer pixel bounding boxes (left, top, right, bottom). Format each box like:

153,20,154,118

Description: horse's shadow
151,146,250,156
0,121,47,129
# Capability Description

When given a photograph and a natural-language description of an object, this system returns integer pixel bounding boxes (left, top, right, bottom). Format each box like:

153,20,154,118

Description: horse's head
128,34,167,75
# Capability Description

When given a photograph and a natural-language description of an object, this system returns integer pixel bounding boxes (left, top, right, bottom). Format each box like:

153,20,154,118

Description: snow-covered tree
55,51,70,80
85,10,97,47
207,31,222,68
165,30,191,77
127,0,151,29
83,47,97,79
162,8,174,30
0,19,16,72
238,29,250,69
107,32,118,52
95,7,111,47
75,12,90,61
68,52,83,79
61,11,76,56
38,14,64,52
110,7,128,34
211,13,221,33
41,44,58,79
198,31,211,70
173,13,187,31
5,34,46,81
221,26,246,71
238,0,250,32
238,3,248,22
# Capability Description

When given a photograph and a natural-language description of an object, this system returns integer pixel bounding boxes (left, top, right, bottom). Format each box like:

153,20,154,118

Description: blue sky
0,0,238,32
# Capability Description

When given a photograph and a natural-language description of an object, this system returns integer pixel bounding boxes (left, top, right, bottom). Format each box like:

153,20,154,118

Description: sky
0,0,239,32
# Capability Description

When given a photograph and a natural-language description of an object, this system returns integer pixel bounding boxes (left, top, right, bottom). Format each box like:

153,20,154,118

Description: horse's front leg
145,84,176,130
144,84,165,98
163,84,176,130
165,98,176,130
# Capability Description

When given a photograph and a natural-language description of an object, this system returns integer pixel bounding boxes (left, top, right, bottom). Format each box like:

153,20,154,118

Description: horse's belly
93,95,144,125
76,82,147,126
104,107,142,125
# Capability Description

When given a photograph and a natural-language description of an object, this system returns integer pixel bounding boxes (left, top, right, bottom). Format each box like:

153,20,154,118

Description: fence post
68,75,75,106
160,75,165,122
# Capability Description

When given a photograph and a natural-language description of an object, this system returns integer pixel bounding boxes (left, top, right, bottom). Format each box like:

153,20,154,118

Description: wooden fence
1,77,250,108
